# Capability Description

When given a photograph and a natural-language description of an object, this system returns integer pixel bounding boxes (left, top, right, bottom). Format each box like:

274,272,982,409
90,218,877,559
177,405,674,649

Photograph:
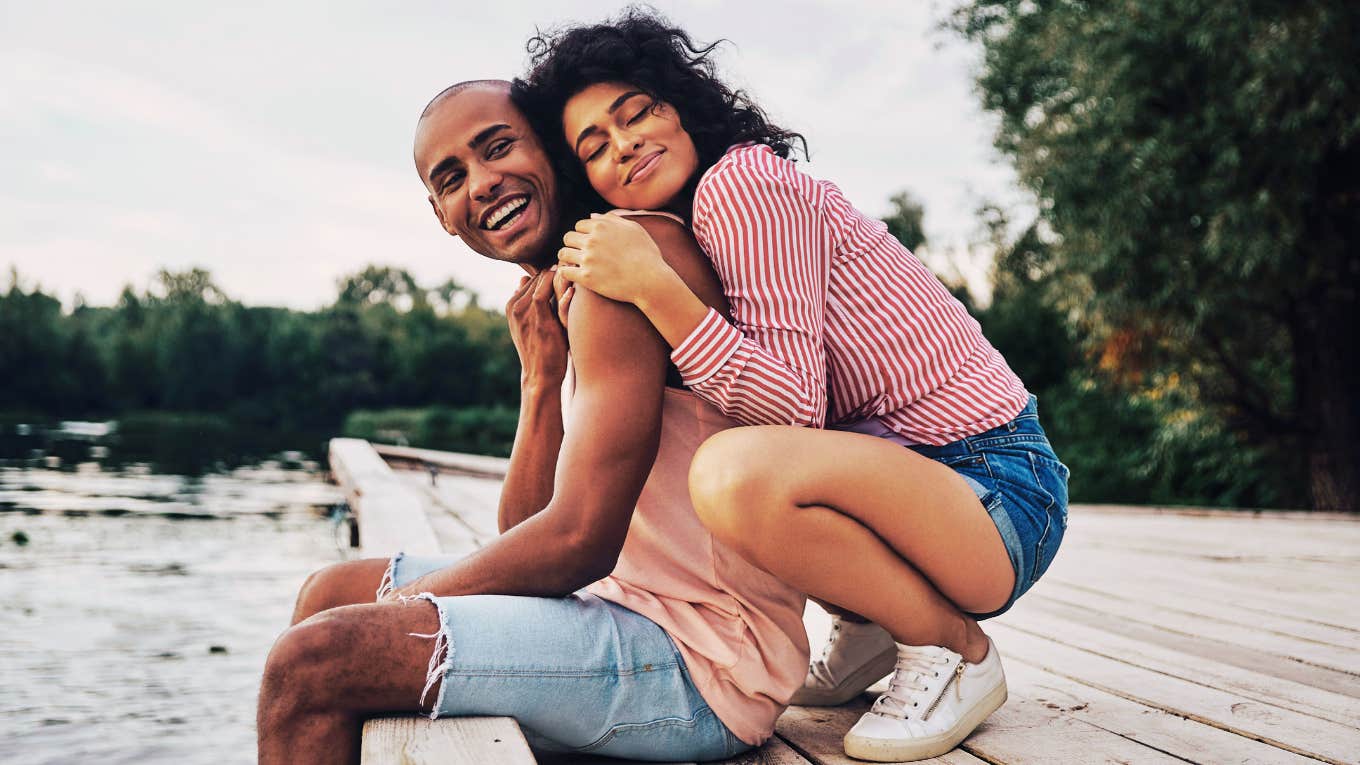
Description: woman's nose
611,130,642,159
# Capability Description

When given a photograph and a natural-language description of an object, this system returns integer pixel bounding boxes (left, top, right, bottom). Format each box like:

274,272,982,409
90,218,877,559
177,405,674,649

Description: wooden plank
1002,658,1326,764
1042,575,1360,651
329,438,440,557
1046,544,1360,630
1022,588,1360,684
391,469,490,551
775,705,987,765
374,443,509,478
997,598,1360,724
538,736,811,764
361,716,535,764
986,621,1360,763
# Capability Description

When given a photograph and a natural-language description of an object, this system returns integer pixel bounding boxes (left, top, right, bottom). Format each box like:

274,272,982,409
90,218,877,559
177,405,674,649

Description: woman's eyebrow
573,91,648,155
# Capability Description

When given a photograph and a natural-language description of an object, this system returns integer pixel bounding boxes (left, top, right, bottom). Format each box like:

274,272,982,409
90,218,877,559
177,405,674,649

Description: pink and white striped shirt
671,144,1029,445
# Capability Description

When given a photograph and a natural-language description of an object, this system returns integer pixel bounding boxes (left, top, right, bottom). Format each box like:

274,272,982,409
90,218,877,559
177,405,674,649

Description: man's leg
259,600,438,764
290,559,392,625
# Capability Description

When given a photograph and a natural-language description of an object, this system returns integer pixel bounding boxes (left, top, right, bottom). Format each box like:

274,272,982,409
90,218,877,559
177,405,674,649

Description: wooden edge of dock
329,438,536,765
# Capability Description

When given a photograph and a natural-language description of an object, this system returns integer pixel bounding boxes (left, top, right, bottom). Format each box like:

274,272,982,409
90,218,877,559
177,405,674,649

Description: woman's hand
557,213,680,306
506,268,568,389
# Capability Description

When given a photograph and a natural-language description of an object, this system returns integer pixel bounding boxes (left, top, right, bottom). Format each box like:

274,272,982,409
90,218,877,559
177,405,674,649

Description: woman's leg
689,426,1013,663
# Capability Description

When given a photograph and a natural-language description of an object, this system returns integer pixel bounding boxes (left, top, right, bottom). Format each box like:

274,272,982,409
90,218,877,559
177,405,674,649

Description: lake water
1,430,345,764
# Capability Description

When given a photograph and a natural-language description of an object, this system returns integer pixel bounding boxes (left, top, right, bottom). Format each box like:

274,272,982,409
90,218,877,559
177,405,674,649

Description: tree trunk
1295,298,1360,512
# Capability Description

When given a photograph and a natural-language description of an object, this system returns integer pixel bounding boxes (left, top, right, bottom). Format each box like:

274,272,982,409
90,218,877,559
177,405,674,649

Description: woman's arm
557,158,830,428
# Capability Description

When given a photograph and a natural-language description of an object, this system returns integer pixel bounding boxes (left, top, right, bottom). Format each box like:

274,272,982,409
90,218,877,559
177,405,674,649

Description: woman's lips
626,150,664,184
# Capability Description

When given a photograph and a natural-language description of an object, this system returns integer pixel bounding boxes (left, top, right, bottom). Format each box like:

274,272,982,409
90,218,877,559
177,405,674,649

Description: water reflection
0,413,329,476
0,419,345,764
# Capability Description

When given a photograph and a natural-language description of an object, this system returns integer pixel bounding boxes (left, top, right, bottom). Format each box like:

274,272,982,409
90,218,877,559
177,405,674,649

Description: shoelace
806,619,842,680
869,645,954,720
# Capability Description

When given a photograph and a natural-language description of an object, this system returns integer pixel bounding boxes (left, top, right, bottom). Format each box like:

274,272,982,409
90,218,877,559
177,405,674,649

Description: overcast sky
1,0,1032,311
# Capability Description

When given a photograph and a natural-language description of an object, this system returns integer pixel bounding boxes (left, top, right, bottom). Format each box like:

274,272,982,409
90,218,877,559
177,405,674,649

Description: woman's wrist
636,274,713,350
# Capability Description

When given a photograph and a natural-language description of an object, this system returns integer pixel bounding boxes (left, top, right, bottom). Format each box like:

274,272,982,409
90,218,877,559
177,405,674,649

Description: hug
258,9,1069,764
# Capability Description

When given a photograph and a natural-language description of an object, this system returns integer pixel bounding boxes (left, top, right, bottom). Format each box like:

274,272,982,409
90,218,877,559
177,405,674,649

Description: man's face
415,86,561,267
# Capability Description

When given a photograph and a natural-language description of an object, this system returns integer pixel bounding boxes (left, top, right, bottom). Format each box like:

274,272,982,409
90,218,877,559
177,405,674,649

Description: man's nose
469,164,505,202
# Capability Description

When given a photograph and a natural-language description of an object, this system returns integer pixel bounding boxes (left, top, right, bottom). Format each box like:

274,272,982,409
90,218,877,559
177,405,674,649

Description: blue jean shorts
386,554,749,762
837,395,1070,619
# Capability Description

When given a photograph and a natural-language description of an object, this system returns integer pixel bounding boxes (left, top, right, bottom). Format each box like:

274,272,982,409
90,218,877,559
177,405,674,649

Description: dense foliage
0,266,519,452
951,0,1359,510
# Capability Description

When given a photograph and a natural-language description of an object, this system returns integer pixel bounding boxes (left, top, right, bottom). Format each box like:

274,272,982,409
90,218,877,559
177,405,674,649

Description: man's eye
487,139,513,158
441,172,464,193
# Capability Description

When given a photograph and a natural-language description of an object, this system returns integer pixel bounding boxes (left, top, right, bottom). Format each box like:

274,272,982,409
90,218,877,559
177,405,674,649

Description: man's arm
393,286,669,597
498,269,567,533
393,220,725,599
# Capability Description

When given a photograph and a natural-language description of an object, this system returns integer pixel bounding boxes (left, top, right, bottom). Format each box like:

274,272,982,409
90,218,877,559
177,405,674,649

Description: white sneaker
790,617,897,706
842,638,1007,762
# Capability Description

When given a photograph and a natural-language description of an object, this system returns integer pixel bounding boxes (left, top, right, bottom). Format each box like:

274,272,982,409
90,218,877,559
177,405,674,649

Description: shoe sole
790,646,898,707
841,681,1008,762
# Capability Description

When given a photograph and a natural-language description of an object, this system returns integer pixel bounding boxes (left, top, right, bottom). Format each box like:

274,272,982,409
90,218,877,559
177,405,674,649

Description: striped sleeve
678,154,829,427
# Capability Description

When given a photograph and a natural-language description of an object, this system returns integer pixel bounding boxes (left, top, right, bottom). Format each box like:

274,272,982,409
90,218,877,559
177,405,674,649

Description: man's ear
428,195,457,237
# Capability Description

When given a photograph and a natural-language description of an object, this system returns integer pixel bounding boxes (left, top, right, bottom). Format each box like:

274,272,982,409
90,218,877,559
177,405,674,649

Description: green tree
883,191,928,252
952,1,1359,509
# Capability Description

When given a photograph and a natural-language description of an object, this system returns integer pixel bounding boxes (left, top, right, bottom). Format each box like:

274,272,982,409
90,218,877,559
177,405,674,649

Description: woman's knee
689,429,789,538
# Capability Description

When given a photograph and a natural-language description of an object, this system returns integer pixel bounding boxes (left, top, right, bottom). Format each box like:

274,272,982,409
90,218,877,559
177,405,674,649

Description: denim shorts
386,554,749,762
837,395,1070,619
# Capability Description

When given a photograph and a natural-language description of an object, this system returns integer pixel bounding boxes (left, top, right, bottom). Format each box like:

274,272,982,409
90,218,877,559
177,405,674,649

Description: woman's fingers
562,230,588,249
557,246,583,268
556,264,583,285
573,216,601,234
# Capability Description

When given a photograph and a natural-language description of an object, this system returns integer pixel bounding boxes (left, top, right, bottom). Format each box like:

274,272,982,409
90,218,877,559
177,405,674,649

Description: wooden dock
332,439,1360,765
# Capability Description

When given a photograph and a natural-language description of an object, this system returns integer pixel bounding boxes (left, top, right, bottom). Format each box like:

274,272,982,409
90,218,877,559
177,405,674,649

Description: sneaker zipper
922,661,966,720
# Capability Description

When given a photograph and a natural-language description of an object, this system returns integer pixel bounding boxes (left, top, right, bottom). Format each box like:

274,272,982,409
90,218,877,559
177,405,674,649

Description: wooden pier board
338,441,1360,764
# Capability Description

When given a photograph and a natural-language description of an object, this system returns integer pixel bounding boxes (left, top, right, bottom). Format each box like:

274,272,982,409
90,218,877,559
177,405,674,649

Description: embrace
258,10,1070,764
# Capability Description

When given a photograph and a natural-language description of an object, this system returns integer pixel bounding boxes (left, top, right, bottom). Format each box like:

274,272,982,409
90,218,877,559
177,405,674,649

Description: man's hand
506,268,568,387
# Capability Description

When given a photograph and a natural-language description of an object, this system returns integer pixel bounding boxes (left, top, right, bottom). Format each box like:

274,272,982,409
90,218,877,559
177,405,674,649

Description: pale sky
1,1,1032,311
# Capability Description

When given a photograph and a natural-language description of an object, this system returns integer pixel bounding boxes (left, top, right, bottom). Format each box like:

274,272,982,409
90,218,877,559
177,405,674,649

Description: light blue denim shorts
837,395,1070,619
387,554,750,762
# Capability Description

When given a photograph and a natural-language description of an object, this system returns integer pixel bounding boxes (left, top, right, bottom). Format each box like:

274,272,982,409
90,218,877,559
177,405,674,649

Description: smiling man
255,80,809,764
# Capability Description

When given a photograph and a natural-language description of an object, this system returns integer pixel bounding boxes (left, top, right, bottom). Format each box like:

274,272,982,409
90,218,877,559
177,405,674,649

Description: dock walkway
334,440,1360,765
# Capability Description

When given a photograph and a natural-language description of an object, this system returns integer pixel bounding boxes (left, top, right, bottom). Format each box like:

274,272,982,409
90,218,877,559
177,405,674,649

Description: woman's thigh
693,426,1015,615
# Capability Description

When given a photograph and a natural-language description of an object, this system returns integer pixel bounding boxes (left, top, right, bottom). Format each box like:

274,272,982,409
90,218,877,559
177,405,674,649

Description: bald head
419,79,510,122
413,80,562,267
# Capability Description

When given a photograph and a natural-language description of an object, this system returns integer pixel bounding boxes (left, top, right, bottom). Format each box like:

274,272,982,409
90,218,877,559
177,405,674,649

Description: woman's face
562,81,699,211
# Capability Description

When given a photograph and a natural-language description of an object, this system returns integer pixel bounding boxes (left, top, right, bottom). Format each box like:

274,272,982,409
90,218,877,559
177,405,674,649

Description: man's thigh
416,591,721,758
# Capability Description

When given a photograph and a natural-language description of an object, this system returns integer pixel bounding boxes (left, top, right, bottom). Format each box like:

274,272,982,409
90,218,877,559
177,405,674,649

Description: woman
515,11,1069,763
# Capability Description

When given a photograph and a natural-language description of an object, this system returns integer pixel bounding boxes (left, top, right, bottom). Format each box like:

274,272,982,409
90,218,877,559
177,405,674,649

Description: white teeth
484,197,528,230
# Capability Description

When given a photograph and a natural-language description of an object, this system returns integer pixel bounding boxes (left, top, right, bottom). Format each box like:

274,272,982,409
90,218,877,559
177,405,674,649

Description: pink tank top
584,388,809,745
559,220,809,744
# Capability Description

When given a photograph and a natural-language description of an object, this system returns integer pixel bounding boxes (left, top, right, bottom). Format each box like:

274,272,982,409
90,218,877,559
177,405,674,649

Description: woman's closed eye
627,102,654,125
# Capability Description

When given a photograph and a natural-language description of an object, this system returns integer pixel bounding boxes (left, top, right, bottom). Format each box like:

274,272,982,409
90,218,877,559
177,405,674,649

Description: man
256,80,808,763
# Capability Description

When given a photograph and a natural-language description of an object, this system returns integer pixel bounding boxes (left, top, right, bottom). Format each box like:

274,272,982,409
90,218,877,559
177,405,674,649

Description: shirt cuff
670,308,741,387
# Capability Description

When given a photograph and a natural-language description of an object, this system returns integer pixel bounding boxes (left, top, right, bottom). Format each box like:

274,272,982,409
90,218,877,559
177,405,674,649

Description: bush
343,405,519,457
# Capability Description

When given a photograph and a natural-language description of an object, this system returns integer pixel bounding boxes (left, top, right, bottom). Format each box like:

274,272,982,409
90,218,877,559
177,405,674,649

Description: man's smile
480,194,531,231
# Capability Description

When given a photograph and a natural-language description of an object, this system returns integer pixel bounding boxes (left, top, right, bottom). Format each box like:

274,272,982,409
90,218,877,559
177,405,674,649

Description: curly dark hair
511,6,808,215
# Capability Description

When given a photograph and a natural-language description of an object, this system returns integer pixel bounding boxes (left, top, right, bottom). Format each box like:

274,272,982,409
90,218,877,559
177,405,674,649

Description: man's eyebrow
469,123,511,150
573,91,647,156
426,123,514,186
426,155,462,187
